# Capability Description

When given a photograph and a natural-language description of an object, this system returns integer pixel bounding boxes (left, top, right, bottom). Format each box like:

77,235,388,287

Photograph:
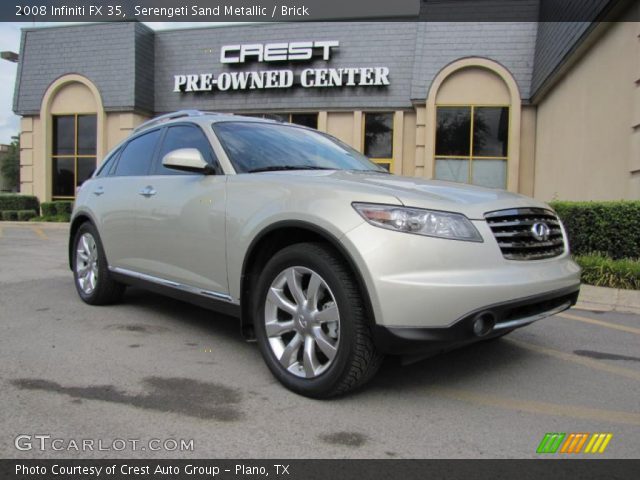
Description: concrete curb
576,284,640,315
1,221,70,229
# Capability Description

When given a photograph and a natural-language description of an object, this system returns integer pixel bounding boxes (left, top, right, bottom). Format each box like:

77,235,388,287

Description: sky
0,22,229,145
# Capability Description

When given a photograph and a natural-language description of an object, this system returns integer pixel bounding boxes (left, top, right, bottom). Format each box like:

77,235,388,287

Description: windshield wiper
246,165,334,173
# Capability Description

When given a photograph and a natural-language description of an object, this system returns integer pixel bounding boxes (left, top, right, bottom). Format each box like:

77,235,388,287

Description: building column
392,111,404,175
317,111,328,133
19,117,34,196
414,105,427,177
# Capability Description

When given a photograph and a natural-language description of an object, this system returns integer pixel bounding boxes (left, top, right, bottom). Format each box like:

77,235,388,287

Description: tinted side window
95,148,120,178
156,125,218,175
114,129,161,176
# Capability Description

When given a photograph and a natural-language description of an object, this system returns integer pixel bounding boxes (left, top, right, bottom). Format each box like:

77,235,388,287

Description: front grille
484,208,565,261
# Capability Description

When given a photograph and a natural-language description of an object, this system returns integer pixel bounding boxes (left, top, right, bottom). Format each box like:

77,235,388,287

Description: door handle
93,186,104,196
138,186,157,197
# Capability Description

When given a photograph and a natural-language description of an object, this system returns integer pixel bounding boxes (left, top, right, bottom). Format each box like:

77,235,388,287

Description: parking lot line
558,312,640,336
506,338,640,382
433,386,640,426
31,226,48,240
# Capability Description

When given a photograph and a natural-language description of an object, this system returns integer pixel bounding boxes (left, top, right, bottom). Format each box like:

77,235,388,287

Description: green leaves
550,201,640,260
575,254,640,290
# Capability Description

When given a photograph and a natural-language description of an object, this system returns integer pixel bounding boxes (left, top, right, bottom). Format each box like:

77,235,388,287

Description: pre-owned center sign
173,41,390,93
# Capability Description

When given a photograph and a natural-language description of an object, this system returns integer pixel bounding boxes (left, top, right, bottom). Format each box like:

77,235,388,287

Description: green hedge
29,214,70,223
0,194,39,213
575,254,640,290
549,201,640,260
17,210,37,221
40,202,57,216
1,210,18,221
41,201,73,218
54,201,73,215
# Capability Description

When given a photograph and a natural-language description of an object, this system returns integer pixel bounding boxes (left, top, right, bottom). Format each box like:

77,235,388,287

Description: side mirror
161,148,216,175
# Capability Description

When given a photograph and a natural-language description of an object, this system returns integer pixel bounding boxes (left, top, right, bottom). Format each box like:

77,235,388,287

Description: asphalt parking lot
1,223,639,459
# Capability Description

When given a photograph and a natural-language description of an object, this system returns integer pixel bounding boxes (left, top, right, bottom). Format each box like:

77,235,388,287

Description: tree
1,136,19,191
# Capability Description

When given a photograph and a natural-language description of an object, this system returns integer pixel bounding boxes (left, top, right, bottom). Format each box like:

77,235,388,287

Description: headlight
352,203,483,242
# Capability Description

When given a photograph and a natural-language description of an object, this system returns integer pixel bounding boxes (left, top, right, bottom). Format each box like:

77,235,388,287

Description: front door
135,124,229,296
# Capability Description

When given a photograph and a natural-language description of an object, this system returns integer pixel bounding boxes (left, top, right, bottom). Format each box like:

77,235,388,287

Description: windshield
212,121,386,174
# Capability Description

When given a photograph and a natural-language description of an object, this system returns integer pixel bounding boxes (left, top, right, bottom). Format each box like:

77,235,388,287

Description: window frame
51,113,97,200
150,122,222,176
434,104,510,188
243,112,319,129
362,111,395,172
110,126,164,178
94,146,121,178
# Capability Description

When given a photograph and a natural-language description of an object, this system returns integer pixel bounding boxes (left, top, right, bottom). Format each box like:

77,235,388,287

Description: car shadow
118,286,247,347
367,337,533,394
114,287,536,395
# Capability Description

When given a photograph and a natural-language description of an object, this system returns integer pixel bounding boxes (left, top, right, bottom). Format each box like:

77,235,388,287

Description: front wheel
254,242,383,398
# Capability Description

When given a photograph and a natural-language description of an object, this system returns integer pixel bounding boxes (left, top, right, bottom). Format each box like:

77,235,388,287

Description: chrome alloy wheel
75,232,99,295
264,266,340,379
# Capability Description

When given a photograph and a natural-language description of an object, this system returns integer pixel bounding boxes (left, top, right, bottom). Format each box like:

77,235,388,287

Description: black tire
72,222,125,305
253,242,383,398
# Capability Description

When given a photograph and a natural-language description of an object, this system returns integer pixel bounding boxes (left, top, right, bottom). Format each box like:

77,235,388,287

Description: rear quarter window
114,129,162,177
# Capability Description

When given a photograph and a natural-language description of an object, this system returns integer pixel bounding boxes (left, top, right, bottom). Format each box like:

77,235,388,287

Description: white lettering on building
173,40,390,94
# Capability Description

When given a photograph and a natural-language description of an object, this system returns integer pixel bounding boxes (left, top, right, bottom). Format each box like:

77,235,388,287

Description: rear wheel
254,242,383,398
72,222,125,305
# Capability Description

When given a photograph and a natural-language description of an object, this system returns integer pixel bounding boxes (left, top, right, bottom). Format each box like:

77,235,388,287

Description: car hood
267,170,552,220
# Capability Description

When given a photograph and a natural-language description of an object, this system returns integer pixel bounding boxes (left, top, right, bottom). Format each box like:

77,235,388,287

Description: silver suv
70,110,581,397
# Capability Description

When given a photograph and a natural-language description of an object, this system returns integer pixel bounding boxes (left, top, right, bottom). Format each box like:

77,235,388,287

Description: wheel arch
239,220,376,340
68,212,96,270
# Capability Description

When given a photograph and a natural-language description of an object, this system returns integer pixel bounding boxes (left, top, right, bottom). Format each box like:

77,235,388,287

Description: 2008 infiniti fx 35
69,110,581,397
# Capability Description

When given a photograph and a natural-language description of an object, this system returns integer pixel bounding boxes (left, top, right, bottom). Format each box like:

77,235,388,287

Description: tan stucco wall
534,16,640,200
105,112,150,150
49,82,97,114
435,67,510,105
401,111,417,176
20,116,41,198
519,106,537,197
325,112,355,147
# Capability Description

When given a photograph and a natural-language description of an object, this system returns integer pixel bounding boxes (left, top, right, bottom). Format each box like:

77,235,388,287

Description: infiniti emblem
531,222,551,241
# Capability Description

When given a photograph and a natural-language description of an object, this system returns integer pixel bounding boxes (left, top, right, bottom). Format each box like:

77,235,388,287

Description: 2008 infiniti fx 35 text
69,110,581,398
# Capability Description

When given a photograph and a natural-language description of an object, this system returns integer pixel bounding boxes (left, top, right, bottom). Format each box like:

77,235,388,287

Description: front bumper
372,285,579,355
342,219,581,329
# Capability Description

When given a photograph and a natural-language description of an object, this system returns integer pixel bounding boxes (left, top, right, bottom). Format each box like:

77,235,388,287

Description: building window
364,112,394,171
52,114,97,198
245,113,318,129
435,106,509,188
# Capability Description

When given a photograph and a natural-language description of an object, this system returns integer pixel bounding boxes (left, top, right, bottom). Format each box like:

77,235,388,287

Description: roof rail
133,110,217,134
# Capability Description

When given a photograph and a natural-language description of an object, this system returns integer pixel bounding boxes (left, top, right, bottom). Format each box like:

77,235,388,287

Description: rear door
95,128,162,272
135,123,229,295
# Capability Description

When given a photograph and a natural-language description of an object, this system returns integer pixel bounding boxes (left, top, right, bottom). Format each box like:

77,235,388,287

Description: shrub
575,254,640,290
40,202,57,216
549,201,640,260
17,209,37,221
30,214,70,223
0,194,39,212
54,201,73,215
1,210,18,221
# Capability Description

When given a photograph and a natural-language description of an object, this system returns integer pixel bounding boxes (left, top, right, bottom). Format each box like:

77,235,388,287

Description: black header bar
3,0,639,23
2,459,640,480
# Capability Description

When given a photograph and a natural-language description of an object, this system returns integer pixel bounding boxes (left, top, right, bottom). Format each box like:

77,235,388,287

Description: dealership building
11,1,640,202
